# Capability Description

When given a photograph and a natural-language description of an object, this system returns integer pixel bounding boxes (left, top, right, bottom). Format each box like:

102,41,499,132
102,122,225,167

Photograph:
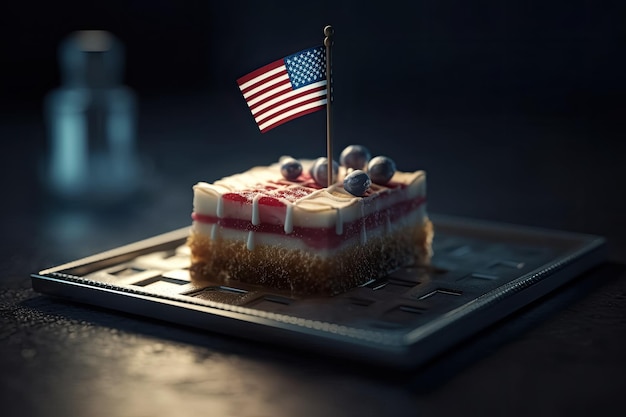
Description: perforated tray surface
31,215,606,368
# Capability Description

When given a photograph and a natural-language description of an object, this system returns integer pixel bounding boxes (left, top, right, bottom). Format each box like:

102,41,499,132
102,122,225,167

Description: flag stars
284,46,327,89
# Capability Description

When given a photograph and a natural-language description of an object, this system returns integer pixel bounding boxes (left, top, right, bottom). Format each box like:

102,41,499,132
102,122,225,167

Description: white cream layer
192,206,426,254
193,158,427,232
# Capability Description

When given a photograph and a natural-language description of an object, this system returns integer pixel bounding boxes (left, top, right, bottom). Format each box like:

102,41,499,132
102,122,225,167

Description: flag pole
324,25,334,188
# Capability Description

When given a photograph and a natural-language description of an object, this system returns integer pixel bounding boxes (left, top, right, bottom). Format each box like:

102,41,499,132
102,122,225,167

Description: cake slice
188,154,432,295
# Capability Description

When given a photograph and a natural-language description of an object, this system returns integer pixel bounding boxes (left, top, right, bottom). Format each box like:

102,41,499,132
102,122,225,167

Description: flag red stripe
240,71,288,98
236,58,284,87
260,105,324,133
253,85,327,120
255,94,326,124
243,75,290,104
248,83,294,112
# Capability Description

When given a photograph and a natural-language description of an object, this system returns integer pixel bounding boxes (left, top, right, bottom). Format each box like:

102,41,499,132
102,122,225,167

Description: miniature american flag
237,46,328,133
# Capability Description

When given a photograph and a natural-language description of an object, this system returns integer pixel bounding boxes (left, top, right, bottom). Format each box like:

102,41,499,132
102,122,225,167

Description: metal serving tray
31,215,606,368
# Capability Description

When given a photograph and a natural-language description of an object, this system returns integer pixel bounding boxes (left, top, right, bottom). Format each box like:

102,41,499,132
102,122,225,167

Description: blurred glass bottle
44,30,138,203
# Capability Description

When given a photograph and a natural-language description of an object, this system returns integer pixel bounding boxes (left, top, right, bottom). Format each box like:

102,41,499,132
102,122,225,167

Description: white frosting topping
192,158,427,250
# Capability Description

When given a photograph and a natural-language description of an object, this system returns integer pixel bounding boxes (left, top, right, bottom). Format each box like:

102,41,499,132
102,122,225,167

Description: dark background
2,1,624,139
3,1,625,118
1,1,626,416
2,0,625,256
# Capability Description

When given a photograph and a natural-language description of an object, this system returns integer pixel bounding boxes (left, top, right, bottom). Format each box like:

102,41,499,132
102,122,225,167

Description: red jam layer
219,173,408,206
192,195,426,250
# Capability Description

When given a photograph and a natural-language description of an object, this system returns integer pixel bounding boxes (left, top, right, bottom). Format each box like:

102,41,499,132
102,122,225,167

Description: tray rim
31,214,607,367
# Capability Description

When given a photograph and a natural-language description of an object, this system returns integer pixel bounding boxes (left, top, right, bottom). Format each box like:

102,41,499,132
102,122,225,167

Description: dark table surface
2,92,625,417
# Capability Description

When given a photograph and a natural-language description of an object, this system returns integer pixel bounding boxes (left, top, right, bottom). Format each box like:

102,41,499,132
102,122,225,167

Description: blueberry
367,156,396,185
339,145,371,170
280,157,303,181
311,157,339,186
343,170,371,196
309,157,325,178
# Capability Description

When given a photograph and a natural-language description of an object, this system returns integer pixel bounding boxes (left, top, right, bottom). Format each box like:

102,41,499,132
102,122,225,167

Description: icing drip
210,224,218,240
247,230,255,250
335,208,343,235
359,201,367,244
284,204,294,234
216,195,224,218
252,194,261,225
384,209,391,235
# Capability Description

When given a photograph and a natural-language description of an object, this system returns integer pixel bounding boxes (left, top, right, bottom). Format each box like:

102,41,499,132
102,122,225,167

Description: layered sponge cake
188,151,432,295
